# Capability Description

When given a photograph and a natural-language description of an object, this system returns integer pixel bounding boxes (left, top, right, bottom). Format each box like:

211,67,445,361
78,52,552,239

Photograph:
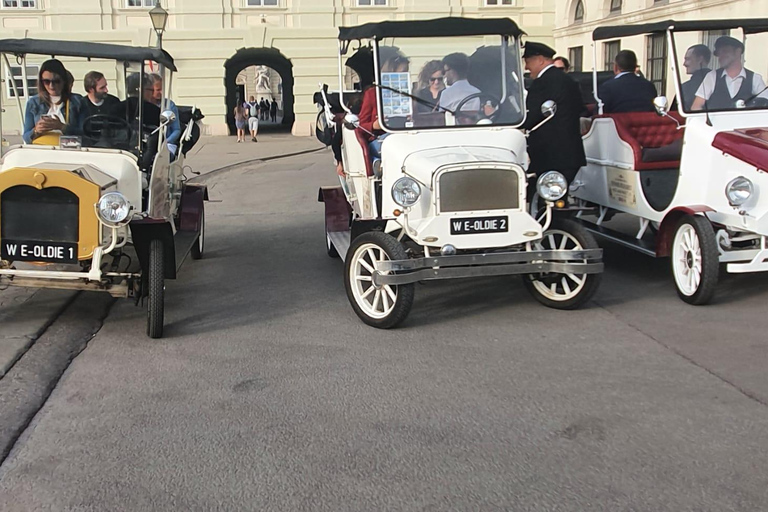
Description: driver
22,59,85,144
82,71,120,116
438,53,480,112
691,36,768,110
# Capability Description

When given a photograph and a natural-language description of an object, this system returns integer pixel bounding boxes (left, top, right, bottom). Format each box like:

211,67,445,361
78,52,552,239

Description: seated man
598,50,658,113
691,36,768,111
148,72,181,156
679,44,712,111
82,71,120,117
438,53,480,113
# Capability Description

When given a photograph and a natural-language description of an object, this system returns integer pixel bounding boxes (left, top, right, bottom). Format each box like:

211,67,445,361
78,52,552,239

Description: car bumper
372,249,603,286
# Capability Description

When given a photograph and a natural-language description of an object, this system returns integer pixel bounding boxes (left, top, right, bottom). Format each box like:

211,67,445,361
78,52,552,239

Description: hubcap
673,224,702,296
349,243,398,319
529,229,588,301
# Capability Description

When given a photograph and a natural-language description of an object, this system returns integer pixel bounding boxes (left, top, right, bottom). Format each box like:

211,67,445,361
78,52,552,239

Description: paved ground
1,150,768,511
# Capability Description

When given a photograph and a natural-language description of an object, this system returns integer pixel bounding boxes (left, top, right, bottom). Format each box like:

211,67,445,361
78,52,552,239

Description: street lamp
149,1,169,49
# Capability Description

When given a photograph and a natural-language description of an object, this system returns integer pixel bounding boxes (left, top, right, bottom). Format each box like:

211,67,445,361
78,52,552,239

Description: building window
568,46,583,73
573,1,584,23
125,0,155,6
485,0,514,5
356,0,387,5
609,0,621,13
603,40,621,71
646,33,667,95
5,64,38,98
703,29,729,50
2,0,37,7
244,0,279,5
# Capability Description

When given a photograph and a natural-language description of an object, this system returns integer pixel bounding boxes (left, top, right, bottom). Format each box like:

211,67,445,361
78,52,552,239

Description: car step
576,219,658,257
328,230,351,262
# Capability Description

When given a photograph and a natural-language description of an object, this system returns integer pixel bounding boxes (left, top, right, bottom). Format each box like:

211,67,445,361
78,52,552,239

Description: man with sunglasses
438,53,480,113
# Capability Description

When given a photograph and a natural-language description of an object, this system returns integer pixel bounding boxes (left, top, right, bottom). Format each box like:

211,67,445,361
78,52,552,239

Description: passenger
358,46,409,159
438,53,480,113
522,42,585,194
148,73,181,155
553,56,571,73
691,36,768,111
598,50,657,113
414,60,445,113
82,71,120,117
676,45,712,111
22,59,85,144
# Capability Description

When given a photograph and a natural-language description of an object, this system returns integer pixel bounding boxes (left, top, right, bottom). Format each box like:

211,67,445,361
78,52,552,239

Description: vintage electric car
316,18,603,328
0,39,206,338
572,19,768,304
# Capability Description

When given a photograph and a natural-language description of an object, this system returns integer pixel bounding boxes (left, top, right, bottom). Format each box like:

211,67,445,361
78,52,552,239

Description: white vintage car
317,18,603,328
572,19,768,304
0,39,206,338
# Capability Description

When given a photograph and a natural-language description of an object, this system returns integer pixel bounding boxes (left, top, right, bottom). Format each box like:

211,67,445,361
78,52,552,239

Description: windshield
673,29,768,113
373,35,525,131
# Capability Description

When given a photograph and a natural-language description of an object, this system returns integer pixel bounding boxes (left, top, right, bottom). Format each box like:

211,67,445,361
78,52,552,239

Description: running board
577,219,658,257
328,230,351,262
174,230,198,272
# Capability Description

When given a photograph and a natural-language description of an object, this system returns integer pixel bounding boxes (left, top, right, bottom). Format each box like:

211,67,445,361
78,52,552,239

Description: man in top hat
692,35,768,110
522,41,586,193
598,50,658,113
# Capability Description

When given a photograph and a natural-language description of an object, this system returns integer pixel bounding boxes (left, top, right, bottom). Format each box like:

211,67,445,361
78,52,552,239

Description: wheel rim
529,229,588,302
349,242,398,319
672,223,702,296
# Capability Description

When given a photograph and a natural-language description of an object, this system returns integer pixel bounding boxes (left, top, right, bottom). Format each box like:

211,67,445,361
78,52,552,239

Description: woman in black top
414,60,445,113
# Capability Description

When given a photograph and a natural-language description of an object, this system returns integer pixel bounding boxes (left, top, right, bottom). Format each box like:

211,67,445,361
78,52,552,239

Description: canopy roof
0,38,176,71
339,17,524,41
593,19,768,41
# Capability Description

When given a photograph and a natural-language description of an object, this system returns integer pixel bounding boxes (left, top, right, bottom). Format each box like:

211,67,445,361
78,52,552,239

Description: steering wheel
82,114,134,149
746,97,768,109
453,92,502,125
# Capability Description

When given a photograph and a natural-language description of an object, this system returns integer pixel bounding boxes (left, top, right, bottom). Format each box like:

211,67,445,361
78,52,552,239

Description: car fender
130,219,177,280
656,205,715,257
179,183,208,234
318,186,352,233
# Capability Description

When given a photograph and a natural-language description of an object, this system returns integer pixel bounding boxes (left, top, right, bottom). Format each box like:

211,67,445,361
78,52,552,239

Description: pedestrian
244,95,259,142
522,42,586,199
259,97,267,121
270,99,278,122
553,56,571,73
234,103,247,142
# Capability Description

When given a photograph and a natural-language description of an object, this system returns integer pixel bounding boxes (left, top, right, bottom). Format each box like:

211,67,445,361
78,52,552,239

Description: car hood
712,128,768,173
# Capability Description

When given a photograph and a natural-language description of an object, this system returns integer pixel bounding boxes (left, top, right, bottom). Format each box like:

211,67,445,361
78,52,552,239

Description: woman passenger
414,60,445,113
23,59,84,144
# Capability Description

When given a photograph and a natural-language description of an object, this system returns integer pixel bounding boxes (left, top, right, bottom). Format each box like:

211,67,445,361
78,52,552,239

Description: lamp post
149,1,168,50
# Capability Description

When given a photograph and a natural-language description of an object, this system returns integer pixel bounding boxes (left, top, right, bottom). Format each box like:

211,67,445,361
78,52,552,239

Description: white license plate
1,239,78,264
450,216,509,235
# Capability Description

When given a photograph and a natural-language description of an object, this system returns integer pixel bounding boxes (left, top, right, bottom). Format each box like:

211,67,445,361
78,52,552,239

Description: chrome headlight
726,176,753,206
97,192,131,225
392,177,422,207
537,171,568,201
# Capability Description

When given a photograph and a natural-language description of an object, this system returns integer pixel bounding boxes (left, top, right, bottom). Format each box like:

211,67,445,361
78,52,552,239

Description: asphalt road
1,151,768,511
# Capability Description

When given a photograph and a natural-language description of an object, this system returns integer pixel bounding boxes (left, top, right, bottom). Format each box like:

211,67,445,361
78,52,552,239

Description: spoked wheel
147,238,165,339
344,231,414,329
671,215,719,305
191,205,205,260
524,219,601,309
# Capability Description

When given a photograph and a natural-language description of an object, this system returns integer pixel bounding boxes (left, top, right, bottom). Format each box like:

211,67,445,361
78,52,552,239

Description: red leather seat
597,112,684,170
355,128,374,177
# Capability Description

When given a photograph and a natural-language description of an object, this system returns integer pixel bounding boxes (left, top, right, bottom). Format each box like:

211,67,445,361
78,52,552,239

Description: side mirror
160,110,176,124
344,112,360,129
541,100,557,117
653,96,669,117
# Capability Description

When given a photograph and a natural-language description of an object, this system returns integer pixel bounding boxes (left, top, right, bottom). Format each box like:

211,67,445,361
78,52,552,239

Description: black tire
191,206,205,260
670,215,719,305
147,238,165,339
524,218,602,310
325,222,339,259
344,231,415,329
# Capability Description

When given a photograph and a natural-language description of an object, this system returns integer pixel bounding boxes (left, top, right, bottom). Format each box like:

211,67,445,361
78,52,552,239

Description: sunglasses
42,79,62,86
429,76,444,83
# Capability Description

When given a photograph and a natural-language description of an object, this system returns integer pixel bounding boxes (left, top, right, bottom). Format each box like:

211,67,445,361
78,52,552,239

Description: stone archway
224,47,294,134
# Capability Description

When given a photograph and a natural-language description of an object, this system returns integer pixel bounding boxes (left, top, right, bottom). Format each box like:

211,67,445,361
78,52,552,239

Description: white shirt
695,67,768,100
438,79,481,112
614,71,631,79
538,64,556,78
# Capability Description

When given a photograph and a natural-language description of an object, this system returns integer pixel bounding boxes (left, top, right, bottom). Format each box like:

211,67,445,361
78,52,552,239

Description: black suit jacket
599,72,658,113
523,66,586,176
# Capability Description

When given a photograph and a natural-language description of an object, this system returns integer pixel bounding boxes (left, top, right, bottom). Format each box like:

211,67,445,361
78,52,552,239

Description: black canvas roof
593,19,768,41
0,38,176,71
339,17,524,41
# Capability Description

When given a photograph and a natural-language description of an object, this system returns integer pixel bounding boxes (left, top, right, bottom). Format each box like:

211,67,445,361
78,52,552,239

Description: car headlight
537,171,568,202
726,176,753,206
392,177,422,207
97,192,131,225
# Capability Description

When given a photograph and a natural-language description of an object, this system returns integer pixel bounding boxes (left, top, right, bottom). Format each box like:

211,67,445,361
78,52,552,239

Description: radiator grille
439,169,520,213
1,185,79,243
